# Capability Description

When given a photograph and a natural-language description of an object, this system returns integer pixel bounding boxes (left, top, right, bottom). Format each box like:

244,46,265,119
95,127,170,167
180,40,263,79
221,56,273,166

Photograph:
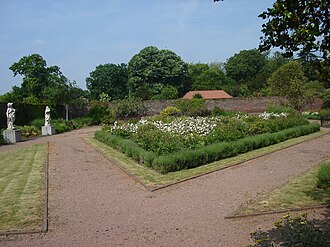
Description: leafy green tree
225,49,267,91
9,54,55,99
268,61,308,110
189,64,233,91
86,63,128,100
6,54,85,105
128,46,188,99
259,0,329,64
152,85,178,100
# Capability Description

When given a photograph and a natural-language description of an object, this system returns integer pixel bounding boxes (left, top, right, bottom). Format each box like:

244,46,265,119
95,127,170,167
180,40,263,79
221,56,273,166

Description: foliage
127,46,188,99
192,93,203,99
173,98,209,116
71,117,94,129
249,213,330,247
225,49,267,91
151,85,179,100
99,92,111,102
211,106,236,117
111,98,146,119
17,125,40,138
160,106,181,117
266,104,296,114
302,111,320,120
321,90,330,108
268,61,308,110
7,54,86,105
87,101,111,125
259,0,330,64
188,63,234,93
52,119,73,134
106,113,314,169
317,161,330,189
94,130,156,167
86,63,128,100
152,123,319,173
0,130,5,145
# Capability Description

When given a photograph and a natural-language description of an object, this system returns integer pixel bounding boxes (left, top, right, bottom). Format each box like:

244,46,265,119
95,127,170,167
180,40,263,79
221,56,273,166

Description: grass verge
84,130,330,189
0,143,47,232
236,159,330,216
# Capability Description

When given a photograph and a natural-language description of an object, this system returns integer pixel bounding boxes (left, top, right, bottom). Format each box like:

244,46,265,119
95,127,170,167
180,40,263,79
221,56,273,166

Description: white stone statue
45,106,51,126
6,102,15,130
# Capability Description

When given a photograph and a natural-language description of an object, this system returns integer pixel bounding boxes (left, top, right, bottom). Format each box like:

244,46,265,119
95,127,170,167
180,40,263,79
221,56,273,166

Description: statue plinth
3,129,21,143
42,125,56,136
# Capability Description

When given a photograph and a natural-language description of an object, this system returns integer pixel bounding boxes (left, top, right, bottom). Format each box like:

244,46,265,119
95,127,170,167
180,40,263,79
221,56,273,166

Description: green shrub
317,161,330,189
52,119,73,134
94,130,156,165
173,98,210,116
133,126,183,155
72,117,94,129
17,125,40,138
160,106,181,117
249,213,330,247
267,103,296,114
88,101,111,125
211,106,236,117
192,93,203,99
29,118,45,128
0,129,5,145
152,123,319,173
112,98,146,119
319,109,330,117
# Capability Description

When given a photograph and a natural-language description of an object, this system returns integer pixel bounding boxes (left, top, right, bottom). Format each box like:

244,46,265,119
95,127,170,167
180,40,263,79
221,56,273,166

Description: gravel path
0,127,329,247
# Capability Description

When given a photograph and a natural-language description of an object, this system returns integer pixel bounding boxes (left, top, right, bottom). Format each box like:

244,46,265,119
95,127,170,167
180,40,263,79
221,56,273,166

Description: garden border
85,131,330,192
0,142,49,236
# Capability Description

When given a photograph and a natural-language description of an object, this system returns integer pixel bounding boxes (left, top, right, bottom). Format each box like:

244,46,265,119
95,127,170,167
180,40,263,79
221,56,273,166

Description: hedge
95,123,320,174
94,130,156,167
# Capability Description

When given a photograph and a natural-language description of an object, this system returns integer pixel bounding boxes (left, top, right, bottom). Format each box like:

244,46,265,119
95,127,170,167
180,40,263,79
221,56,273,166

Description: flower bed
95,113,320,173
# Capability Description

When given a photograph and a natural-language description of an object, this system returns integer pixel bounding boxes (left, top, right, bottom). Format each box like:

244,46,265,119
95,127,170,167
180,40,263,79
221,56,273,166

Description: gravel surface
0,127,329,247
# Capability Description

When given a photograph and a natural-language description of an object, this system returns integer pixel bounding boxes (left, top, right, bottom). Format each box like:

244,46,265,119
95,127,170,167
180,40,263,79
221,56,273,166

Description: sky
0,0,274,94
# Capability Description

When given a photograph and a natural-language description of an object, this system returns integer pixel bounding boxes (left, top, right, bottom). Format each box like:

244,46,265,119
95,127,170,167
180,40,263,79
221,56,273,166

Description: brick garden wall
0,97,323,128
144,97,322,116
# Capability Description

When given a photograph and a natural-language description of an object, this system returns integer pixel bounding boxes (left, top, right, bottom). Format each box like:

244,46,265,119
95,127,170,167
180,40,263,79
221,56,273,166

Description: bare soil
0,127,329,247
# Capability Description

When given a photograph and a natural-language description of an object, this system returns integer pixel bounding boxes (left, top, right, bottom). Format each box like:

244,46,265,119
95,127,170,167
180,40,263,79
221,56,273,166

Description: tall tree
127,46,188,99
268,61,308,110
9,54,51,99
8,54,85,105
188,63,234,91
86,63,128,100
258,0,329,64
225,49,267,91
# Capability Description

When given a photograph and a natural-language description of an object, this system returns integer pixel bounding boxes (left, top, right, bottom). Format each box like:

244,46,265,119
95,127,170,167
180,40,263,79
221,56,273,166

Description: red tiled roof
183,90,233,99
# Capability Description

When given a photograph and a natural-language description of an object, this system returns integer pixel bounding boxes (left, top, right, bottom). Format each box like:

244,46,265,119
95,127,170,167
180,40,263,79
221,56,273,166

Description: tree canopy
258,0,329,64
127,46,188,99
225,49,267,87
6,54,85,105
86,63,128,100
268,61,308,110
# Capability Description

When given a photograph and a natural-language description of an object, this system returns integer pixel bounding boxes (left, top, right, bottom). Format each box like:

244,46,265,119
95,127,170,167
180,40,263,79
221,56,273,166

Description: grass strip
236,159,330,215
0,143,47,232
85,130,329,188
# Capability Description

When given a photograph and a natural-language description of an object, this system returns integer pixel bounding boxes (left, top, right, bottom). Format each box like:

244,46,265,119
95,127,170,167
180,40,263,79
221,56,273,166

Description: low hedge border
95,123,320,174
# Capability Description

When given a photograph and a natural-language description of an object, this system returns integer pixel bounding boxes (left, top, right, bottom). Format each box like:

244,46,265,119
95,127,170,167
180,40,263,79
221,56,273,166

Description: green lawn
237,159,330,215
85,130,330,189
0,143,47,232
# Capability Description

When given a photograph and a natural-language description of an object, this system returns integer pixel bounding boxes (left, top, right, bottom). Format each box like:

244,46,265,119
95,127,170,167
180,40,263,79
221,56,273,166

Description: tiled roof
183,90,233,99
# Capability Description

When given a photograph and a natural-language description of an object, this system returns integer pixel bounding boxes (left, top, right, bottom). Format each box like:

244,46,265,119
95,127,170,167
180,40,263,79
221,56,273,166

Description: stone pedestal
42,125,56,136
3,129,21,143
